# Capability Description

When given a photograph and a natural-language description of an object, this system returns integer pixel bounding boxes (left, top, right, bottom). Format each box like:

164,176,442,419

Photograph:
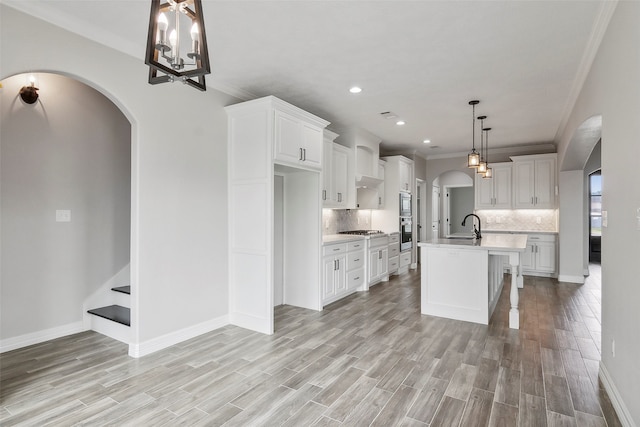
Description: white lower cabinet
388,233,400,275
521,234,557,277
369,246,389,285
399,251,412,273
322,239,365,306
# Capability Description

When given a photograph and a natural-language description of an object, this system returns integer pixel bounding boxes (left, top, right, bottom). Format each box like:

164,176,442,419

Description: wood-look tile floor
0,265,622,426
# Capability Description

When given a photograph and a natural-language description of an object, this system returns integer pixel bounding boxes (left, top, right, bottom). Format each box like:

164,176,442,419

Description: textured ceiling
5,0,612,158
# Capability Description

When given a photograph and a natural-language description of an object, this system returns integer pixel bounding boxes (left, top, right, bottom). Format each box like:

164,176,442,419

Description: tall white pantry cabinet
225,96,329,335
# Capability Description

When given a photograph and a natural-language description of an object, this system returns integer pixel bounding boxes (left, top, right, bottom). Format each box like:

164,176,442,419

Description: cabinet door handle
337,259,339,269
379,197,382,205
353,244,360,248
333,248,340,251
531,197,534,205
378,250,382,259
322,189,327,201
337,193,342,202
299,148,304,160
303,148,307,161
354,276,360,280
333,260,337,270
535,196,538,204
354,258,360,262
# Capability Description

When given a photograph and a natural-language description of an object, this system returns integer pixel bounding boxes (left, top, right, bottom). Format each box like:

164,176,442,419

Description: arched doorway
0,72,133,349
432,170,474,238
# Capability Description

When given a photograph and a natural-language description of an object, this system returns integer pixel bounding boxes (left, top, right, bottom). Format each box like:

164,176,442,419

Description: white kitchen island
418,234,527,329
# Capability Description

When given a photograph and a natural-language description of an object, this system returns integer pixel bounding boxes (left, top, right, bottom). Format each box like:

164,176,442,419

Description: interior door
432,186,440,238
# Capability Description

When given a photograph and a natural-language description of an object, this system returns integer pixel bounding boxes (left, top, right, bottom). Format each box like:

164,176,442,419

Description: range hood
356,174,383,188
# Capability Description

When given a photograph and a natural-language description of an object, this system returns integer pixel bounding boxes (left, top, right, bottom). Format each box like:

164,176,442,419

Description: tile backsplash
323,209,373,235
475,209,557,232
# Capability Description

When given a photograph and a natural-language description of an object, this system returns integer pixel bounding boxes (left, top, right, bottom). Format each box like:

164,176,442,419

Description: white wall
1,5,238,355
556,2,640,424
558,171,584,283
1,73,130,341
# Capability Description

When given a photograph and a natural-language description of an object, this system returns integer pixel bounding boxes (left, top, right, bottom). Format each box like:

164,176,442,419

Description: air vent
380,111,398,119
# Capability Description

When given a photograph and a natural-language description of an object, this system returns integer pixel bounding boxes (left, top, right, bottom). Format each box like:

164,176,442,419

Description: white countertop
419,233,528,252
322,234,367,245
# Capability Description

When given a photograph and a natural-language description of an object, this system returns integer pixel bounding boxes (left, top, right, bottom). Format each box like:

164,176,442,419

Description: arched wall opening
557,115,602,283
0,71,137,350
432,170,474,238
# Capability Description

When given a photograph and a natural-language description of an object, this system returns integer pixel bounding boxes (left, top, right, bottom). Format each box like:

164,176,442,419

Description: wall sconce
19,75,39,104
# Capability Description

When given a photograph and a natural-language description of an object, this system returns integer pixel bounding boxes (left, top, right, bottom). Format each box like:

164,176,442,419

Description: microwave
399,193,412,217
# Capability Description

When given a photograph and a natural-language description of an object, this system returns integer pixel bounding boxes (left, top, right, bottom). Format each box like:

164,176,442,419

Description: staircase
87,285,131,343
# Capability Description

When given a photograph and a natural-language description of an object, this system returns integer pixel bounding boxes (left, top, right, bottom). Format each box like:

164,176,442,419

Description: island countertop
418,233,528,252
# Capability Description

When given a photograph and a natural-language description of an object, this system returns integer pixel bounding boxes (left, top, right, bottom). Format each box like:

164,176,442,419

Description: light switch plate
602,210,607,227
56,210,71,222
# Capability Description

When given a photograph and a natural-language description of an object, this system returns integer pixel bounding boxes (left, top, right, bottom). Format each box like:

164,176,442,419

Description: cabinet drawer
526,234,556,243
399,251,411,267
323,243,347,256
388,233,400,244
388,255,399,272
388,244,400,258
348,240,365,251
347,268,365,289
347,250,365,270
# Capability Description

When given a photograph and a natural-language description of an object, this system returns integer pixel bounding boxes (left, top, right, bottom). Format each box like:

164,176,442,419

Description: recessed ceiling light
396,120,405,126
423,139,431,144
349,86,362,94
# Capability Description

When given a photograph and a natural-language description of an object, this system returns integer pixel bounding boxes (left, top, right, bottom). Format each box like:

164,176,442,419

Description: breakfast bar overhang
418,234,528,329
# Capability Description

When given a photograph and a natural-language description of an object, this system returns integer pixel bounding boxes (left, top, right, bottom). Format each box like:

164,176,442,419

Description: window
590,171,602,236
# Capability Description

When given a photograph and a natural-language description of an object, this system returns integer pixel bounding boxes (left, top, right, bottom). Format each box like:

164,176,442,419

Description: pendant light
483,127,493,179
477,115,487,175
467,100,480,168
145,0,211,91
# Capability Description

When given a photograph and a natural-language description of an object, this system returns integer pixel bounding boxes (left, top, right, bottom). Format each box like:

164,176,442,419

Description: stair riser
113,292,130,308
89,315,131,344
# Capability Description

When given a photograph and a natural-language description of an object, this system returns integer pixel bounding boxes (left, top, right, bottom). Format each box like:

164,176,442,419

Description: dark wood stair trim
111,285,131,295
87,305,130,326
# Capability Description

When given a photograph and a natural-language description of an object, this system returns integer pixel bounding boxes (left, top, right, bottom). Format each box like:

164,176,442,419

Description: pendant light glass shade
468,150,480,168
145,0,211,91
467,100,480,168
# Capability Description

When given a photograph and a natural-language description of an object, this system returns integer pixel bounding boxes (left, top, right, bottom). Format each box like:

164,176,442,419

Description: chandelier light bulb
169,29,178,48
157,13,168,31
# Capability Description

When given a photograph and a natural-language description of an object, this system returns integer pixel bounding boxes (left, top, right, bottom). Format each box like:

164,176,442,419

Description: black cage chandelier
145,0,211,91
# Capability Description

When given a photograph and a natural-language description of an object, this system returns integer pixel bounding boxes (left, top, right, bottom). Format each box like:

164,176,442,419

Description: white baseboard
0,321,86,353
599,362,636,427
229,311,272,335
129,315,229,358
557,274,585,284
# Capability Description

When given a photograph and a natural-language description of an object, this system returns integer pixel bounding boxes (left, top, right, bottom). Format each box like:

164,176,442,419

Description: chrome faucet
462,214,482,239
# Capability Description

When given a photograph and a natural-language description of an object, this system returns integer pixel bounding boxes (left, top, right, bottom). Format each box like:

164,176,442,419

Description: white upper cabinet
322,129,354,209
511,154,557,209
377,160,386,209
274,109,324,170
475,163,512,209
332,145,350,207
398,158,413,193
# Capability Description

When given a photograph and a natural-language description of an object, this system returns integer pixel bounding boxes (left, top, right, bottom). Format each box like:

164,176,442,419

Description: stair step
111,285,131,295
87,305,130,326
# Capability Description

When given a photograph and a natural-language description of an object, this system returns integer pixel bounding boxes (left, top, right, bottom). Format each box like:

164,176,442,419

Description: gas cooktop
338,230,386,236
